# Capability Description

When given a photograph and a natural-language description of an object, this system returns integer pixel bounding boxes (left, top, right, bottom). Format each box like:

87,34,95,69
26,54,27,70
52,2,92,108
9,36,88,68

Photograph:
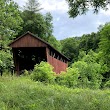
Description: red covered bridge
9,32,69,75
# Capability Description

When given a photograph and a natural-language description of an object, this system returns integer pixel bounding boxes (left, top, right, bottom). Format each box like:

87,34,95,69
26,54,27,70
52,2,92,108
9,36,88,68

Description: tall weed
0,76,110,110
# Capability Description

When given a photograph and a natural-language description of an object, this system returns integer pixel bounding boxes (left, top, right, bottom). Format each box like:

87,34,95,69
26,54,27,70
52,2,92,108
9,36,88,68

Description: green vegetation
0,50,13,75
61,23,110,87
31,62,55,83
66,0,110,18
0,76,110,110
0,0,23,48
30,61,107,89
0,0,110,109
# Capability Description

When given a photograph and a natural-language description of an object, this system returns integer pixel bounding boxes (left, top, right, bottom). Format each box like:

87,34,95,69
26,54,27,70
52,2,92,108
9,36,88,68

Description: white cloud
100,5,110,16
101,10,110,16
39,0,68,13
13,0,110,40
14,0,27,6
56,17,60,21
14,0,68,13
95,21,105,26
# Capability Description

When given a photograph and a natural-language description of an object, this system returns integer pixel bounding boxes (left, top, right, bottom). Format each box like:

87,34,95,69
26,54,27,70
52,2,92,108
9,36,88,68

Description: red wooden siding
48,55,68,73
10,34,47,48
46,48,68,74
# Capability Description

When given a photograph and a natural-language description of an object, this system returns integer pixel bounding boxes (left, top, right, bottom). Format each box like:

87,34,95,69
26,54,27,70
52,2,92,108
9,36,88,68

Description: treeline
61,32,99,63
61,23,110,88
0,0,110,88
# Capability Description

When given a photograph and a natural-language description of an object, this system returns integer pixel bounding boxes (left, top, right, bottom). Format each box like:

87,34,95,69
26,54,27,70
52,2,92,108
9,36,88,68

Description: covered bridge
9,32,69,75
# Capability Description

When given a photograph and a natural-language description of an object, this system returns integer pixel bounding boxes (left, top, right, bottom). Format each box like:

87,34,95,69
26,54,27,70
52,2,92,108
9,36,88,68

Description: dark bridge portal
13,47,46,72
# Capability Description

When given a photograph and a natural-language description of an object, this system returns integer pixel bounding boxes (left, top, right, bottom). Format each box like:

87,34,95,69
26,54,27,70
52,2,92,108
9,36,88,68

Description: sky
14,0,110,40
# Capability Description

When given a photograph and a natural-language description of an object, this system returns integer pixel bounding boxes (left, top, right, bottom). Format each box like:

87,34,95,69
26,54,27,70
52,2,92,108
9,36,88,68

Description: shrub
55,67,79,88
31,62,55,83
73,60,103,89
23,69,29,76
104,80,110,88
0,50,14,74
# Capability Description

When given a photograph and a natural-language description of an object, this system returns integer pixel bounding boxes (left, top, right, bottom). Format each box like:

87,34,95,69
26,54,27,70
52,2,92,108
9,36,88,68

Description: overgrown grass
0,76,110,110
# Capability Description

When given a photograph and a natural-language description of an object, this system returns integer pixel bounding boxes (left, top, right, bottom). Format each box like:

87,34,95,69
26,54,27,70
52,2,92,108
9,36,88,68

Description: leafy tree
43,13,62,51
0,50,14,75
24,0,42,13
61,32,100,64
19,11,47,39
61,37,80,63
0,0,23,47
98,23,110,80
19,0,53,41
79,32,100,53
0,0,23,75
78,51,86,60
73,50,105,89
48,36,62,52
44,12,53,40
66,0,110,18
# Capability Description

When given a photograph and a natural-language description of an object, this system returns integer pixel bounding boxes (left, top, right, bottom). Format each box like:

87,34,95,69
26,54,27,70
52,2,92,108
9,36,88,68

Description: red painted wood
10,34,47,48
46,48,68,74
48,55,68,74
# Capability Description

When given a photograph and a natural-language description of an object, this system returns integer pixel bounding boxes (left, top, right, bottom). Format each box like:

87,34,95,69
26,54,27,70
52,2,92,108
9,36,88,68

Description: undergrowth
0,76,110,110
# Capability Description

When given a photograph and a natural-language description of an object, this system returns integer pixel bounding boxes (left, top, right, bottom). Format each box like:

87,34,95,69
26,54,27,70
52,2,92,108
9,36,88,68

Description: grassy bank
0,76,110,110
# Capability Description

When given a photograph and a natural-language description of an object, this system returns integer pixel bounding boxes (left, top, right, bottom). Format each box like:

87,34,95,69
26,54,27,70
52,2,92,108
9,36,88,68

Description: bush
31,62,55,83
73,61,103,89
55,67,79,88
104,80,110,88
0,50,14,74
23,69,29,76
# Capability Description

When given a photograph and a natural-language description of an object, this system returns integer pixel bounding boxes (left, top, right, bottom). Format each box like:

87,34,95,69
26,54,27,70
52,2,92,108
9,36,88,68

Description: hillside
0,76,110,110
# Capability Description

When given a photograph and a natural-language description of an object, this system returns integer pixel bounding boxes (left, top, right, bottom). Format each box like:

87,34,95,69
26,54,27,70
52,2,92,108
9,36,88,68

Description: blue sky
14,0,110,40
